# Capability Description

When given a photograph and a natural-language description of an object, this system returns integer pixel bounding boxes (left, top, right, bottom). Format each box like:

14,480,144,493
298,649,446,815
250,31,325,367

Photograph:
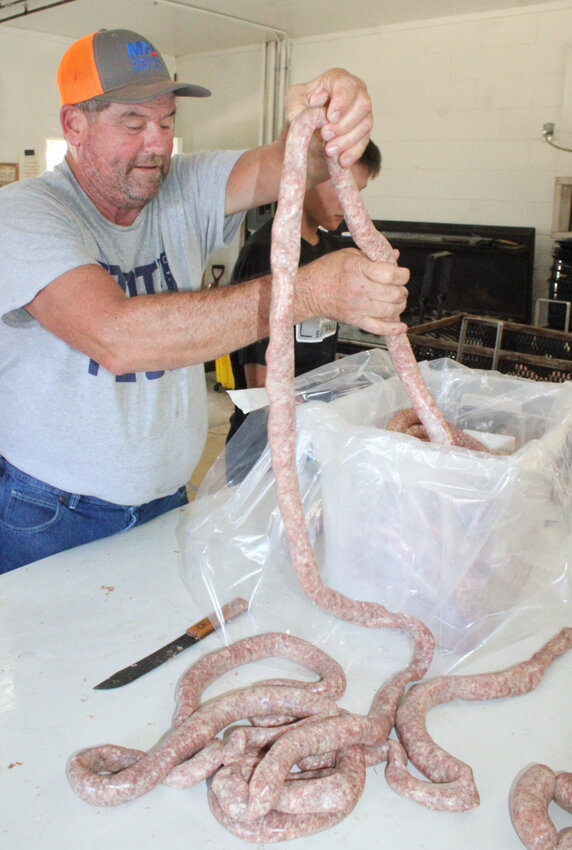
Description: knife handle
186,597,248,640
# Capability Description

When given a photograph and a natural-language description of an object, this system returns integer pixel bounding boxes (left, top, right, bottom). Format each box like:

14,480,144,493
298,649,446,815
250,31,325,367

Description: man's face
74,94,176,214
304,162,371,232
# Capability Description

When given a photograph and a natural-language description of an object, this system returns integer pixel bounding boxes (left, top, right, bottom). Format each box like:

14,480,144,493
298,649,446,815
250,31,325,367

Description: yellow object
215,354,235,390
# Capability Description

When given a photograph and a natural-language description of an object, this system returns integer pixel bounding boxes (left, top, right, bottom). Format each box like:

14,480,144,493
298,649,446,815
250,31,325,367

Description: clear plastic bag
178,350,571,673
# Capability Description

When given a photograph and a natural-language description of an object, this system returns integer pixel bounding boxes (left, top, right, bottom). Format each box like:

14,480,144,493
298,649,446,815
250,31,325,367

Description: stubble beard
122,156,170,206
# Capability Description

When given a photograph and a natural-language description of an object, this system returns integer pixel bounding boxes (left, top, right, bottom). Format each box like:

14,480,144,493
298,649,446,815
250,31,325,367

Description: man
227,140,382,443
0,28,409,571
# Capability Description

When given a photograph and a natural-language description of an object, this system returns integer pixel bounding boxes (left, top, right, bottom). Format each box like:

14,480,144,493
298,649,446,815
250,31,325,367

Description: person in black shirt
227,140,382,443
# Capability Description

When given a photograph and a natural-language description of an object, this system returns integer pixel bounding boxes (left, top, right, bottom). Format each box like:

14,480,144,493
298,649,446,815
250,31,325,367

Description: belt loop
68,493,81,510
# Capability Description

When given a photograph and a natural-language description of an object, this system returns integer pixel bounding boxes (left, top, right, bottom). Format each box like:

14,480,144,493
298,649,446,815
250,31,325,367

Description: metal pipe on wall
153,0,290,144
153,0,288,40
0,0,79,23
264,38,291,144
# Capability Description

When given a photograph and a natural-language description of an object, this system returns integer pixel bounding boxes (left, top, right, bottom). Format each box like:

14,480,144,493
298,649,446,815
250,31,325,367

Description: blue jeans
0,457,188,573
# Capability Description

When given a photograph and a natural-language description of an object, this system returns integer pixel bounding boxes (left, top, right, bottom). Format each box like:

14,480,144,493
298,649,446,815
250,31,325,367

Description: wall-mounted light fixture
543,122,572,153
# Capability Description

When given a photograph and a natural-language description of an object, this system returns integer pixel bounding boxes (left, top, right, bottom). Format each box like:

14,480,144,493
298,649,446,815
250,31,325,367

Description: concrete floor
186,368,235,501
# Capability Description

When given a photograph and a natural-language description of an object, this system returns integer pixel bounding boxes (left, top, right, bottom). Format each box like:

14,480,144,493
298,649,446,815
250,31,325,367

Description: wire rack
407,314,572,382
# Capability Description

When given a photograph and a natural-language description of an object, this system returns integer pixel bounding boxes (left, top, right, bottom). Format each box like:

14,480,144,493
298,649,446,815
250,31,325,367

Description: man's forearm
97,249,406,375
225,132,287,215
110,266,317,374
26,263,277,376
116,277,276,373
26,249,407,376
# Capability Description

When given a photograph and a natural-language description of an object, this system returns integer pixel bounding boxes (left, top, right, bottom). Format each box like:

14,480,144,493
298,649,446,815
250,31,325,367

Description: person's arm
244,362,267,388
229,224,272,387
25,248,408,376
225,68,372,215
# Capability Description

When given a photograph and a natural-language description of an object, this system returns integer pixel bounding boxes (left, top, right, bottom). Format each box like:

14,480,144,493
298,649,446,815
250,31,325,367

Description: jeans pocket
2,488,62,533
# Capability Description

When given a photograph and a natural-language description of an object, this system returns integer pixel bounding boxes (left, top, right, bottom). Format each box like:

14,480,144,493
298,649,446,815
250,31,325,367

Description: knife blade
93,597,248,690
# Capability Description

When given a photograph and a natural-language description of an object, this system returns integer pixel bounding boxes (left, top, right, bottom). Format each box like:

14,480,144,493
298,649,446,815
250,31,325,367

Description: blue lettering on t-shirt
159,252,178,290
88,255,179,381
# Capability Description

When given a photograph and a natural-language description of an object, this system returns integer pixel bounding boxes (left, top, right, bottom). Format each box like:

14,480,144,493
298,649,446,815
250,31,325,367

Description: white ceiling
0,0,558,56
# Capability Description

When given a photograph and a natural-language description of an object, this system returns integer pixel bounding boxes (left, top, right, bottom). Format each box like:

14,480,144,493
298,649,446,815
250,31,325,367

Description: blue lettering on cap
126,40,163,73
127,40,151,58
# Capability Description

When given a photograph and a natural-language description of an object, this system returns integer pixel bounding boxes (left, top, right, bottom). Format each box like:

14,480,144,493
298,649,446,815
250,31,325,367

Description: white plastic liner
179,350,571,672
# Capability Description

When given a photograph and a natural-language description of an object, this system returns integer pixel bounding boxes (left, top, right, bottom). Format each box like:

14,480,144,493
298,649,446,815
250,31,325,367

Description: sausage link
509,766,572,849
67,684,343,807
173,632,346,726
386,408,489,451
210,714,381,822
556,772,572,813
384,738,478,811
207,745,365,844
165,713,340,789
207,791,351,844
390,628,572,811
266,111,436,754
326,157,455,445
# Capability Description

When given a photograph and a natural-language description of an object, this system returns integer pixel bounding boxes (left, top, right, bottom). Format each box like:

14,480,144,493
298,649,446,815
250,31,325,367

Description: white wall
175,44,265,152
0,29,65,171
174,44,266,283
288,3,572,305
3,3,572,305
175,1,572,307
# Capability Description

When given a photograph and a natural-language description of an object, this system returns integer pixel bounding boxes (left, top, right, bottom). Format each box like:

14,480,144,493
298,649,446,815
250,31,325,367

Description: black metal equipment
417,251,453,324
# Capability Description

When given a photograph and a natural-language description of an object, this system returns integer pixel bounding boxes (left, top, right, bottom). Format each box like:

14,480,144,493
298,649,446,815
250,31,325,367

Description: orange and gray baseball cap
57,28,211,106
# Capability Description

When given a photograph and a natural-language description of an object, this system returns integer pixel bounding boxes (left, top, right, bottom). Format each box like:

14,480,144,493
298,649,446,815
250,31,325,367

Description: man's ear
60,104,87,146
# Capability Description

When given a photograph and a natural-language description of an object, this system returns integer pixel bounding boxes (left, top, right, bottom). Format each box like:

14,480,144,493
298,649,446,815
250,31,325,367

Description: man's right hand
286,68,373,173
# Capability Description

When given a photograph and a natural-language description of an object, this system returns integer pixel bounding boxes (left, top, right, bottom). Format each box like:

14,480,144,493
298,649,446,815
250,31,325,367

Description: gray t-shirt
0,152,244,504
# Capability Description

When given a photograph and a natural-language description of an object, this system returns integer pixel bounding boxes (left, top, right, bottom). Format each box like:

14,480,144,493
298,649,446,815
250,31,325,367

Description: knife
93,597,248,690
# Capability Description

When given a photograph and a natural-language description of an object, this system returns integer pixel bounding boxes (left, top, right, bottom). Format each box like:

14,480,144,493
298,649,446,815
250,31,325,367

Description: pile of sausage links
67,108,572,849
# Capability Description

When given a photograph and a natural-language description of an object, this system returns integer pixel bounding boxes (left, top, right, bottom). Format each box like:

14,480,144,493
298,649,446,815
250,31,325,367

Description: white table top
2,503,571,850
